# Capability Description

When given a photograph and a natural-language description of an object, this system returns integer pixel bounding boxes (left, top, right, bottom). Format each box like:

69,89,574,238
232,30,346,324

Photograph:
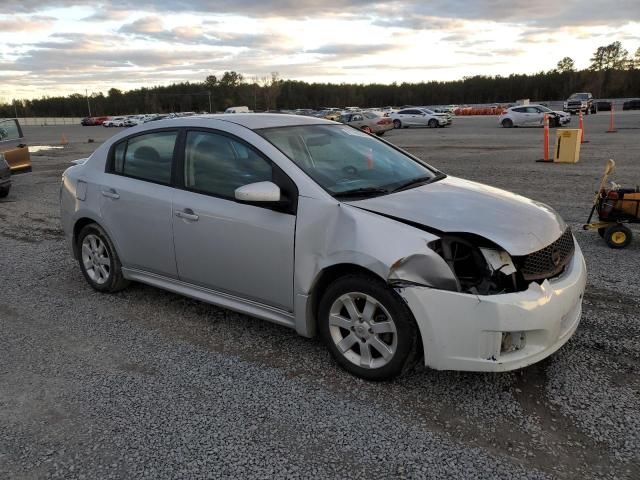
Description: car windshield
569,93,589,100
258,124,441,197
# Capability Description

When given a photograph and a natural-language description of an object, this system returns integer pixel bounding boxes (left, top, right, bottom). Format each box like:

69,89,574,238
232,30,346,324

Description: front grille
517,228,575,281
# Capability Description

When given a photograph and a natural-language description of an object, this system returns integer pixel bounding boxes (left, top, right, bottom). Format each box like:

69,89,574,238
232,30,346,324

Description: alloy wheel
81,234,111,285
328,292,398,369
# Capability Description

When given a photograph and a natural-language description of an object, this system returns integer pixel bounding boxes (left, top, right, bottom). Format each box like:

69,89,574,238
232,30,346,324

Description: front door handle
174,208,199,221
101,188,120,199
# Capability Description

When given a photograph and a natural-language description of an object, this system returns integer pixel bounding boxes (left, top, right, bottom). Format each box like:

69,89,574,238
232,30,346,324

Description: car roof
189,113,335,129
510,104,544,109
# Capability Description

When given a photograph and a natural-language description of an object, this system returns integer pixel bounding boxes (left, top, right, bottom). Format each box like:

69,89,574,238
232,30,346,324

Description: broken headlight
429,235,523,295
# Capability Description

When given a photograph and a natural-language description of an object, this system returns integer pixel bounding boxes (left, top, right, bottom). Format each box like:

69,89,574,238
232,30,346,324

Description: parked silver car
338,111,394,136
60,114,586,380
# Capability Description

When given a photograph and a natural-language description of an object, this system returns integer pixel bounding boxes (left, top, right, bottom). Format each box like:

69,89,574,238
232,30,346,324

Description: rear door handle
101,188,120,199
174,208,199,221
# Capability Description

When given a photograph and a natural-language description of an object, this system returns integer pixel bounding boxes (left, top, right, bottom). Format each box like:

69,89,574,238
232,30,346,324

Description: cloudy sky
1,1,639,99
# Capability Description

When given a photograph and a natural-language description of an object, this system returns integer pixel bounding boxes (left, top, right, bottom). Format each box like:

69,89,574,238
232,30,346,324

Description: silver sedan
60,114,586,380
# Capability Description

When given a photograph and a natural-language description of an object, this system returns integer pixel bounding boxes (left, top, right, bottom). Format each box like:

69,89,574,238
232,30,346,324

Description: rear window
111,130,178,184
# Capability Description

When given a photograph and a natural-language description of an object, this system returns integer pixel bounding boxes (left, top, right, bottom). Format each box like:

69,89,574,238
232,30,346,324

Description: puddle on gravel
29,145,64,153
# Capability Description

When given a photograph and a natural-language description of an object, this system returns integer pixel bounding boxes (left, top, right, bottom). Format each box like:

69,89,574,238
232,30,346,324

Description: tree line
2,42,639,118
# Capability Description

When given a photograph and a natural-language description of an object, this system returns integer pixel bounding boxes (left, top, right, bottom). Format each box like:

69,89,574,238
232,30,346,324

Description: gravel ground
1,113,639,479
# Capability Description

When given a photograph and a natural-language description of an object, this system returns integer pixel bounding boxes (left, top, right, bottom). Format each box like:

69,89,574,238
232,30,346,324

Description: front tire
318,274,421,381
77,223,130,292
393,119,401,129
428,119,438,128
0,185,10,198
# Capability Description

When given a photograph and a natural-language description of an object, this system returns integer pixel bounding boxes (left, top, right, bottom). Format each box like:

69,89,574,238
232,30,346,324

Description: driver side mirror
235,181,281,203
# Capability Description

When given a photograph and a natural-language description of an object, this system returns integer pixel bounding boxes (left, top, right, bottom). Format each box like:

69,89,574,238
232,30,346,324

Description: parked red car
81,116,109,126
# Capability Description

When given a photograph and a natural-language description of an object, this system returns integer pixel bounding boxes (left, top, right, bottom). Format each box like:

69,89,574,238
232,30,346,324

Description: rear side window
112,130,177,184
0,119,22,141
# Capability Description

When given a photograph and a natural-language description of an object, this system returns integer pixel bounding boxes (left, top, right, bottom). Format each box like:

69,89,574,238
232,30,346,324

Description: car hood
347,176,566,256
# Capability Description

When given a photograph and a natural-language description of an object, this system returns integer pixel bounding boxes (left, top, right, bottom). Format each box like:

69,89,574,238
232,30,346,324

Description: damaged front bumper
399,240,587,372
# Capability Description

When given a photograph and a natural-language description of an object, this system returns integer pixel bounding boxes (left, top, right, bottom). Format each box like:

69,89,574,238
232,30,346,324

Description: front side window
112,130,177,184
184,130,272,198
0,119,21,142
259,124,439,197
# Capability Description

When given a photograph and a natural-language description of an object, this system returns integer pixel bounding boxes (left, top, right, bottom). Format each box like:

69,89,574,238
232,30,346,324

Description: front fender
293,196,458,336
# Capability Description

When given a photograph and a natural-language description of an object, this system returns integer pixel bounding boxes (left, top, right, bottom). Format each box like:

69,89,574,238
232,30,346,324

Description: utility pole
208,91,212,113
13,100,18,119
86,89,92,117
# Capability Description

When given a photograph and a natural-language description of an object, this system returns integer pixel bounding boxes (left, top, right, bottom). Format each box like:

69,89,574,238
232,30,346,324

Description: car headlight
428,235,522,295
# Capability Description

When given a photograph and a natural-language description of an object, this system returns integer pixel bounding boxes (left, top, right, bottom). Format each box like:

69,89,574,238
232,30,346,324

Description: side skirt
122,268,297,330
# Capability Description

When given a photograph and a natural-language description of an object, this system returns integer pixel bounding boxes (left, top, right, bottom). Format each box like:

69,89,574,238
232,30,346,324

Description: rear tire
604,224,632,249
318,274,422,381
502,118,514,128
393,119,401,129
77,223,130,292
0,185,9,198
376,131,385,136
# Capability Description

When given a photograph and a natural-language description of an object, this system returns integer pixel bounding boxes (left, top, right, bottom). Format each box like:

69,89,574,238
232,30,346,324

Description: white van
224,106,251,114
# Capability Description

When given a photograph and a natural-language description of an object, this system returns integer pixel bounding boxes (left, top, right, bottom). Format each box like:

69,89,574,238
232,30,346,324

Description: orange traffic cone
536,114,552,163
579,111,589,143
607,104,617,133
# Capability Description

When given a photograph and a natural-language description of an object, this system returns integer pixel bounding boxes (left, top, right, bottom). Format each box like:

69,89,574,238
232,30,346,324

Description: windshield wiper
333,187,390,198
391,174,440,193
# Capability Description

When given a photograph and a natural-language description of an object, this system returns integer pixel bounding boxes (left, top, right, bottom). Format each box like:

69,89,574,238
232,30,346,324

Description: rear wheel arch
72,217,122,261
